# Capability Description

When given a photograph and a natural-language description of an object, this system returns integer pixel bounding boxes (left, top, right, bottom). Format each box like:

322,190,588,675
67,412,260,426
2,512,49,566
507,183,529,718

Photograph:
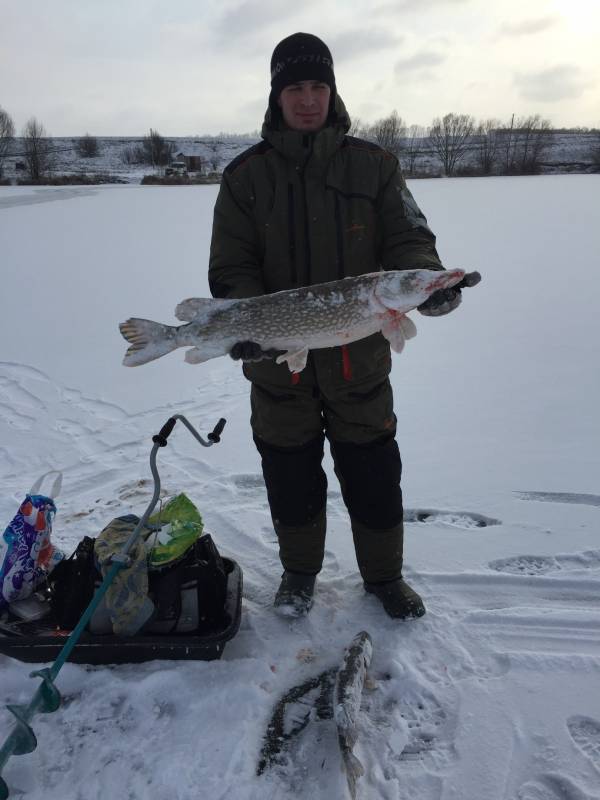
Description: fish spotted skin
334,631,374,799
119,268,465,372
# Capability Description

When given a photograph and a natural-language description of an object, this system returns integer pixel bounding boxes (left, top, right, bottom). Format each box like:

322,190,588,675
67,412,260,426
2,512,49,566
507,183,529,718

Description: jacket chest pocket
261,181,300,291
326,185,379,279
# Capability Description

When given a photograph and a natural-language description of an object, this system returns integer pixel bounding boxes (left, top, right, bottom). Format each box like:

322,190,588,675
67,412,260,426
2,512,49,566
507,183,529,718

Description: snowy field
0,176,599,799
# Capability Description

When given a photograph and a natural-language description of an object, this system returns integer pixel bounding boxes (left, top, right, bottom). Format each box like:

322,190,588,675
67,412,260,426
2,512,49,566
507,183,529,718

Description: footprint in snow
516,491,600,508
361,676,457,772
118,479,152,500
517,773,597,800
489,550,600,576
230,473,265,492
567,716,600,769
396,685,457,768
404,508,501,528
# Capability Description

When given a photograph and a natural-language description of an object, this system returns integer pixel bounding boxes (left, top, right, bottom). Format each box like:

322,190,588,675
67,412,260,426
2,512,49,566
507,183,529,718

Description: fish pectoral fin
175,297,220,322
184,347,211,364
380,312,417,354
276,347,309,373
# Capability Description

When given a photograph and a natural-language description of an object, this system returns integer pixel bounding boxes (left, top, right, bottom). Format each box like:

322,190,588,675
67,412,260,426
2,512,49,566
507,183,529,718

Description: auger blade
4,706,37,756
30,669,61,713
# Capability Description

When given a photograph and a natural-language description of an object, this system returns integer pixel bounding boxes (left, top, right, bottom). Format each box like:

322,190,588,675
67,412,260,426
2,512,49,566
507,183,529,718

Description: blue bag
0,471,64,611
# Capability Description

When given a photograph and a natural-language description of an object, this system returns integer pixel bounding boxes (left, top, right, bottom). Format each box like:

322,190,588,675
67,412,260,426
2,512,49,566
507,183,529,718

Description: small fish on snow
119,268,466,374
334,631,373,799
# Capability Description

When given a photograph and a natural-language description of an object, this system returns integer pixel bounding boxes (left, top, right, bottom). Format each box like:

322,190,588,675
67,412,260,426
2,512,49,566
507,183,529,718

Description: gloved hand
417,270,481,317
229,341,277,362
417,286,462,317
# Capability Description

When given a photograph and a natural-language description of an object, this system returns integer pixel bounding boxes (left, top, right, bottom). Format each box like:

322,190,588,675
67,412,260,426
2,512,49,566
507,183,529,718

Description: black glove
418,271,481,317
229,341,277,362
417,286,462,317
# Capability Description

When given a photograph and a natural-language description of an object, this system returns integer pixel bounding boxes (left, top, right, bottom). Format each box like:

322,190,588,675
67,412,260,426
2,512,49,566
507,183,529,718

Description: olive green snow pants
247,347,404,583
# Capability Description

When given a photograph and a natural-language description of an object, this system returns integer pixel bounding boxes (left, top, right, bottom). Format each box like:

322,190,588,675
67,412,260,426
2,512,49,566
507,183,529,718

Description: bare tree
500,115,554,174
590,131,600,171
121,144,142,165
141,129,173,167
77,133,100,158
474,118,501,175
429,112,475,176
207,141,221,172
401,124,428,176
120,129,174,167
348,116,365,138
519,115,554,173
22,117,53,180
367,110,406,157
0,106,15,178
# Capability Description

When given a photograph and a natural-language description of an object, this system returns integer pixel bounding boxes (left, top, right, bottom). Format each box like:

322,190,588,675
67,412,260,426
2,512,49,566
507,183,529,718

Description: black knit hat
269,33,336,106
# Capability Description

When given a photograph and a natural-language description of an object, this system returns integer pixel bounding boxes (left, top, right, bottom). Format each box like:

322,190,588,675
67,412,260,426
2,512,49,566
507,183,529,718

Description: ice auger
0,414,226,799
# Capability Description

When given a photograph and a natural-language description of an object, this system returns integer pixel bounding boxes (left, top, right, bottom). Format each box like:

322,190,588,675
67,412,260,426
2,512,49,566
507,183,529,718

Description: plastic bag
0,471,65,611
146,493,204,568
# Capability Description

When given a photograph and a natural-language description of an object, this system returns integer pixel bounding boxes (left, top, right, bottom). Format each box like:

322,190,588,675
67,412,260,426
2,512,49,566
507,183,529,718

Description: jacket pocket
325,180,378,278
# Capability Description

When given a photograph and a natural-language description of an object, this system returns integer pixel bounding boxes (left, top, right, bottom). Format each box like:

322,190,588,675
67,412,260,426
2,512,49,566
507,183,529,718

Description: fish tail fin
119,318,177,367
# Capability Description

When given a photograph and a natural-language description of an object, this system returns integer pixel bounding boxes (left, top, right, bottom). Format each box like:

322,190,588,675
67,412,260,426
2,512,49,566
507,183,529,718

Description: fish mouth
373,268,465,312
427,269,465,292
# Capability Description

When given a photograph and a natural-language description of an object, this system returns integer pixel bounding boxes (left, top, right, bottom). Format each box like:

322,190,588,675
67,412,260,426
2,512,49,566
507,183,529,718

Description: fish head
373,269,465,313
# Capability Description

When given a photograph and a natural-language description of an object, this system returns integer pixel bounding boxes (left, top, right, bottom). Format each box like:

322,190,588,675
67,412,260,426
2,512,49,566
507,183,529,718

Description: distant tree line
0,106,107,181
0,103,599,182
0,106,15,181
353,111,600,177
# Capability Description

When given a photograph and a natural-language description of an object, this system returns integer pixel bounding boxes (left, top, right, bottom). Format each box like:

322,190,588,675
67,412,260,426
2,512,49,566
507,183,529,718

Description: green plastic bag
146,494,204,568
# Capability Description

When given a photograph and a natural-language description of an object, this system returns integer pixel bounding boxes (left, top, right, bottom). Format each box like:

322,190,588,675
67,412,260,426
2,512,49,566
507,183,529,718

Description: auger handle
153,415,227,448
153,417,177,446
208,418,226,443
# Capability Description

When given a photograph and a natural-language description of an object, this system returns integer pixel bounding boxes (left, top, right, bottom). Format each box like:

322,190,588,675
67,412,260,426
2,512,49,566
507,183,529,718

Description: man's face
277,80,331,132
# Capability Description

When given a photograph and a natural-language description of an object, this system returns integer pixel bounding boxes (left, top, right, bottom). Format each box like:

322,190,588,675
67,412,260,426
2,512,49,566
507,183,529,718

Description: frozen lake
1,175,599,800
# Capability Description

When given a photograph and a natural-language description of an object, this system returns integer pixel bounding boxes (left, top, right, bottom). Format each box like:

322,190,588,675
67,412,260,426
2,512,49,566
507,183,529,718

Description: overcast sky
1,0,598,136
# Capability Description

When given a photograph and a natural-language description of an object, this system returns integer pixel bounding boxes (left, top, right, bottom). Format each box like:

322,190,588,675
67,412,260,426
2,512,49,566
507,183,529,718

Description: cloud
514,65,590,102
374,0,468,11
213,0,316,39
497,16,559,37
329,29,403,62
373,0,470,17
394,50,447,75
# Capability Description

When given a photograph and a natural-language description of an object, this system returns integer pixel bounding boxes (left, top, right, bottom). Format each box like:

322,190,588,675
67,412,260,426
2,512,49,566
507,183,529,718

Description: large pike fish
120,268,466,374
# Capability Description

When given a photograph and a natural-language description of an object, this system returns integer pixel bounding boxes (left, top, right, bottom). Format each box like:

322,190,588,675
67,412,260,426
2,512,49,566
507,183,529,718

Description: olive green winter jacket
208,95,443,393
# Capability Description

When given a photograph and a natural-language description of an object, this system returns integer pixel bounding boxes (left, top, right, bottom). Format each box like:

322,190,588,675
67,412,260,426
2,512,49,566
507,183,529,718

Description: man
209,33,461,619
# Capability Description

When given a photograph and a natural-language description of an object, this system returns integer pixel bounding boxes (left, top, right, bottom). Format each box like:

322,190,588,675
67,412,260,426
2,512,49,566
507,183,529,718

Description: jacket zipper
334,192,344,280
334,192,352,380
300,135,313,286
299,169,312,286
287,183,297,285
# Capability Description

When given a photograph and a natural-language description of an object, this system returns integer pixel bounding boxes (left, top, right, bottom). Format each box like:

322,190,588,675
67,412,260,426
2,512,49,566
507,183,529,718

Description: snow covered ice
0,175,599,799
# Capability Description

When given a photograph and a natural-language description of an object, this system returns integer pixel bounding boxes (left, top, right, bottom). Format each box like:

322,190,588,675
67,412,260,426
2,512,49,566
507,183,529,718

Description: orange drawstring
341,345,353,381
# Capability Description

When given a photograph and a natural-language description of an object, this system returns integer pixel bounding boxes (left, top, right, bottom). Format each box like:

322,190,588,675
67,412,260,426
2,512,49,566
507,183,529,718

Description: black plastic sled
0,558,242,666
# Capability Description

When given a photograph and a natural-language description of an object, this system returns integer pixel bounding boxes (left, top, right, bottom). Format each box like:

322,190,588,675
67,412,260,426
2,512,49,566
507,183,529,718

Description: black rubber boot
274,571,316,618
364,577,426,619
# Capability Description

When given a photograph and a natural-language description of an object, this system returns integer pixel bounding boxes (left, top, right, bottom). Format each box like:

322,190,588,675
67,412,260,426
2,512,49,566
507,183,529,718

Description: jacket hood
261,93,351,165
